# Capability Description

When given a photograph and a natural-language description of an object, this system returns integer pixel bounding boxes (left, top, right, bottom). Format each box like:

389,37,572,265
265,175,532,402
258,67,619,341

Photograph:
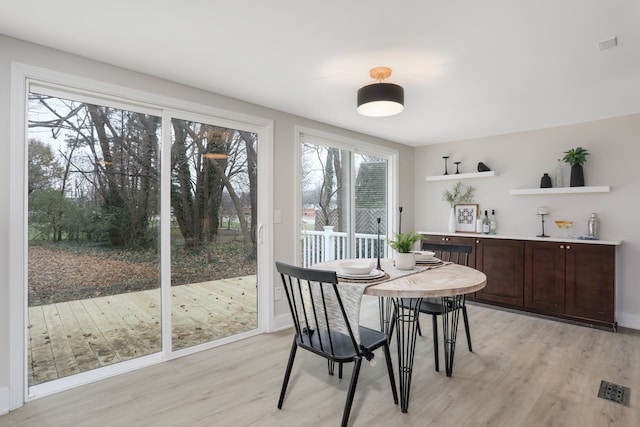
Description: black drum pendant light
357,67,404,117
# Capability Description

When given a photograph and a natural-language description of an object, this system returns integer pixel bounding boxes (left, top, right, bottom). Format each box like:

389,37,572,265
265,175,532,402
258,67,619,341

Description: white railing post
323,226,335,261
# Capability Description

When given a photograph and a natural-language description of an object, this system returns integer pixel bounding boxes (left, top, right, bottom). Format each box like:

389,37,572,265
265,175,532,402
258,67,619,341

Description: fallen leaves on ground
28,242,256,306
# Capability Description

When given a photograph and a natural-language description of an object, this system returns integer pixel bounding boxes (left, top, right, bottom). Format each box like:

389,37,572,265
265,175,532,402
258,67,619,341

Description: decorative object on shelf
554,159,563,187
448,207,456,233
454,161,461,174
357,66,404,117
482,210,490,234
442,156,450,175
490,209,497,235
536,206,549,237
555,220,574,238
562,146,590,187
540,173,552,188
388,231,422,270
588,212,599,238
443,181,476,232
477,162,491,172
454,203,479,233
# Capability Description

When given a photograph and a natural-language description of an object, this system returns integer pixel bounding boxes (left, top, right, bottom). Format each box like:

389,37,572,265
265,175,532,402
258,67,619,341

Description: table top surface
314,258,487,298
365,262,487,298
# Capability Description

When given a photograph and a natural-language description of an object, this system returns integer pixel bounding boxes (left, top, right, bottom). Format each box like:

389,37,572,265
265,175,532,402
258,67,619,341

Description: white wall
414,114,640,329
0,34,415,411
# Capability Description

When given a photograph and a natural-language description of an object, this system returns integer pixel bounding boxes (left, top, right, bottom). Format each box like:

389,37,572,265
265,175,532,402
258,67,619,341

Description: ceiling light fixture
357,67,404,117
203,152,229,160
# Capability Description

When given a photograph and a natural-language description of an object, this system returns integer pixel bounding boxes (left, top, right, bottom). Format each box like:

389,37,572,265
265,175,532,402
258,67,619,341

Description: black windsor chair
275,261,398,427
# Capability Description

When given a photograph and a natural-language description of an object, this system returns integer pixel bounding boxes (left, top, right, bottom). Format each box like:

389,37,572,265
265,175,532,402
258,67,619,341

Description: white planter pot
395,252,416,270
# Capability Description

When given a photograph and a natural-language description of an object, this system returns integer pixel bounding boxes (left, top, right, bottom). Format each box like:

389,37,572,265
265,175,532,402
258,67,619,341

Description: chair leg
382,342,399,404
340,358,362,427
462,305,472,352
328,360,335,376
431,314,439,372
278,339,298,409
339,362,343,379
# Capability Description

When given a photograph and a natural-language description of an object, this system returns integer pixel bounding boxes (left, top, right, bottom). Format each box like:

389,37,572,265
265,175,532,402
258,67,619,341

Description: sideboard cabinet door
475,238,524,306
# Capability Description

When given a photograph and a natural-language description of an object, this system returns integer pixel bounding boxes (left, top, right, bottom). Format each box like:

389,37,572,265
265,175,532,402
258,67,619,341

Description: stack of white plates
416,257,441,265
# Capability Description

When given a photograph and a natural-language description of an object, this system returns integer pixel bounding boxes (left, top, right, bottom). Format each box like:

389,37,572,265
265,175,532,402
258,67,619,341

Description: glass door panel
169,119,258,351
27,92,161,385
354,153,388,259
300,137,389,266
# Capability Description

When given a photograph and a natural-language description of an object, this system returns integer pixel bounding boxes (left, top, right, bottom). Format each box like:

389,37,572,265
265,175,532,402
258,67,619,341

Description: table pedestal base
386,295,465,412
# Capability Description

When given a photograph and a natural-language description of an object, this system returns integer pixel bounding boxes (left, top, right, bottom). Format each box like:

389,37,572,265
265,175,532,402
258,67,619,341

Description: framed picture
454,204,479,233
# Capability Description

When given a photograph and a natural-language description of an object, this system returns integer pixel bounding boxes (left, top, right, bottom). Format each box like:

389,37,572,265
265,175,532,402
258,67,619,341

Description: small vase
448,207,456,233
395,252,416,270
570,164,585,187
540,173,552,188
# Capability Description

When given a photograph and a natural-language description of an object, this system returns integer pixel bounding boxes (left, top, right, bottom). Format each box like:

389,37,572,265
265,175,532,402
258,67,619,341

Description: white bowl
413,251,435,261
339,260,375,275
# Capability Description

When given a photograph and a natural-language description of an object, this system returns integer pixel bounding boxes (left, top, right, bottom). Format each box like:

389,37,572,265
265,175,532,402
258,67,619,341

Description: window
299,129,396,267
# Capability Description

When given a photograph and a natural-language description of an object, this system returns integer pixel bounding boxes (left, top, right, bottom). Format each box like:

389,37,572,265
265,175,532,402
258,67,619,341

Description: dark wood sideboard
420,233,617,330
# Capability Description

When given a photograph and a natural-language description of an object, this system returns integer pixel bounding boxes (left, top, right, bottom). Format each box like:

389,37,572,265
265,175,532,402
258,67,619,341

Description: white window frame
295,126,399,265
9,62,274,408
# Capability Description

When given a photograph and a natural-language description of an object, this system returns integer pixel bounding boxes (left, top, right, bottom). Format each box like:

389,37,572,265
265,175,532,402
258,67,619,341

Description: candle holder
376,217,382,271
442,156,449,175
454,161,461,174
537,213,549,237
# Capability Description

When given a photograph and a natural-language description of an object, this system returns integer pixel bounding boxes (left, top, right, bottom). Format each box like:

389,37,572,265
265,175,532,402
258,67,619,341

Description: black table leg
391,297,422,413
440,295,463,377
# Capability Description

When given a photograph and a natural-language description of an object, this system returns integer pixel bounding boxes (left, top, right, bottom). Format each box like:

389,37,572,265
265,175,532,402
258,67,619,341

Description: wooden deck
28,276,258,386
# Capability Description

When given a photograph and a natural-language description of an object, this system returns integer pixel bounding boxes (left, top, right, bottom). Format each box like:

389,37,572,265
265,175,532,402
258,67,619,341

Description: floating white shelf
426,171,496,182
509,186,611,195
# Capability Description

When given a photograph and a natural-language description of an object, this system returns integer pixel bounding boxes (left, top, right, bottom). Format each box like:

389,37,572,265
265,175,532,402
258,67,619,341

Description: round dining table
314,258,487,413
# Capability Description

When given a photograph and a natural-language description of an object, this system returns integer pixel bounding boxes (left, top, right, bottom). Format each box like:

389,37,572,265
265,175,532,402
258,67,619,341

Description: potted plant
388,231,422,270
562,147,590,187
442,182,475,232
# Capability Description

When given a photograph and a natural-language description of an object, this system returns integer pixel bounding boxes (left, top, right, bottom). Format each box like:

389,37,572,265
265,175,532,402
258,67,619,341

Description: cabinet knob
560,245,564,249
441,237,446,241
566,245,571,250
476,240,480,244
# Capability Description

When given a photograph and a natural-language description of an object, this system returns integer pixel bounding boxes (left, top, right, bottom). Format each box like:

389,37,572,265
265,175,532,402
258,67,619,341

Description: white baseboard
616,312,640,330
0,387,8,416
270,313,292,332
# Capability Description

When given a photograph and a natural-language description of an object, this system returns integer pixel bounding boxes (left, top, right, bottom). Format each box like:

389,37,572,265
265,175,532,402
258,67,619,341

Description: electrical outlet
275,287,282,300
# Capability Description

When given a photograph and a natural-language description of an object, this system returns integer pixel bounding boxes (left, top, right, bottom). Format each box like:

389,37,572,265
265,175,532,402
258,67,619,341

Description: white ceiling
1,0,639,146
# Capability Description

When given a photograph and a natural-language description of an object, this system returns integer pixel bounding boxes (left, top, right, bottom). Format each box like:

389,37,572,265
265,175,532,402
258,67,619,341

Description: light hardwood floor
3,296,639,426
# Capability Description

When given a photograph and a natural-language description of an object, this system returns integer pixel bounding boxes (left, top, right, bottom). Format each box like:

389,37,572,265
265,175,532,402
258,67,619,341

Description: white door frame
9,62,274,409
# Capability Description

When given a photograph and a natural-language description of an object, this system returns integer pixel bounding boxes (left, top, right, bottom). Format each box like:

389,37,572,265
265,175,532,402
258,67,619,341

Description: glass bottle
555,159,563,188
482,210,490,234
490,209,497,235
588,213,599,238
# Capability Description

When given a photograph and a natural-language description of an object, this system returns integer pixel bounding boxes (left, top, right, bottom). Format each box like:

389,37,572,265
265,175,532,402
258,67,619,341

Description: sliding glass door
169,119,258,351
27,91,162,385
300,132,390,267
25,86,260,390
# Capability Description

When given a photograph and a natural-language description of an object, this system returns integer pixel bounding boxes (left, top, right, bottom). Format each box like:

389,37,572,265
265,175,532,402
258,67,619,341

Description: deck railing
301,226,388,268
